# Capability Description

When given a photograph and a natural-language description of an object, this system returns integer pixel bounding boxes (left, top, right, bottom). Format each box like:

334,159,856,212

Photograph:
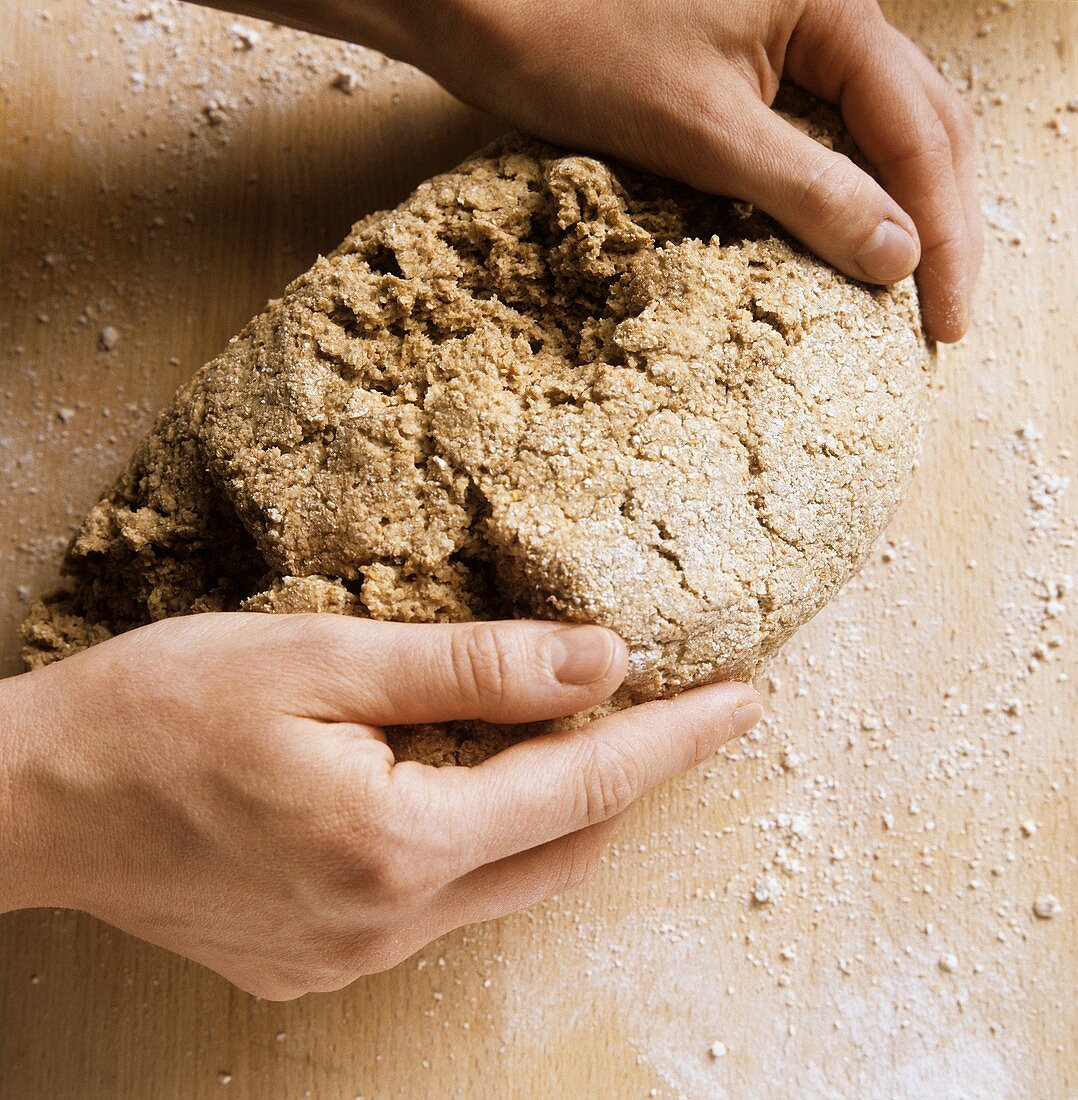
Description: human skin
1,0,977,1000
0,615,762,998
198,0,983,342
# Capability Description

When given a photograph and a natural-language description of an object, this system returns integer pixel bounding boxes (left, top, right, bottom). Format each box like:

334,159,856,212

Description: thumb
282,615,628,727
697,93,920,285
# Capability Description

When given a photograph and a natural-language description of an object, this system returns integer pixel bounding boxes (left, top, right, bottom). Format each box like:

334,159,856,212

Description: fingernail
854,220,918,283
731,701,765,739
547,626,617,685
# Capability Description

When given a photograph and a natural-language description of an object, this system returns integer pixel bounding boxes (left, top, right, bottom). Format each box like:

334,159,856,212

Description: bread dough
23,93,932,764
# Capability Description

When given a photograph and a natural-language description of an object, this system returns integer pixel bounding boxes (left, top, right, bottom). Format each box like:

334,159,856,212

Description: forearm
1,676,31,912
0,674,54,914
190,0,465,65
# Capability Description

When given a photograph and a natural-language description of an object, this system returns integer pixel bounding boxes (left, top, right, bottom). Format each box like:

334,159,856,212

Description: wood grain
1,2,1074,1097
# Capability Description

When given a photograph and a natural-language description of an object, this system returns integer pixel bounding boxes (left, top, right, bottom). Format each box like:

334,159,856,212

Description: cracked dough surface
23,95,932,764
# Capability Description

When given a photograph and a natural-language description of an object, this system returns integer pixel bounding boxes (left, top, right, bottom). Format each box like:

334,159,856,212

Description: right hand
406,0,982,342
0,613,762,999
196,0,981,339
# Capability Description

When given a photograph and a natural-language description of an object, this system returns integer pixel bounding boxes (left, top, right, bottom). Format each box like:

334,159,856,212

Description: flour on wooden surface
1,1,1073,1096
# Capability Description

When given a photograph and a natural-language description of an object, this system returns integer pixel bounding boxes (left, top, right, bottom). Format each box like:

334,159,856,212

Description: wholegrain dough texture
24,93,933,764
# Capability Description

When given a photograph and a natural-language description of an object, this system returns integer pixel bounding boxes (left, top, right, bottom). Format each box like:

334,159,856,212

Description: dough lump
23,95,932,764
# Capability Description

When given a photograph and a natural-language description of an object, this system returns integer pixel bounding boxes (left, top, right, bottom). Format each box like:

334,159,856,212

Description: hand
200,0,982,337
218,0,977,340
398,0,982,342
0,613,762,999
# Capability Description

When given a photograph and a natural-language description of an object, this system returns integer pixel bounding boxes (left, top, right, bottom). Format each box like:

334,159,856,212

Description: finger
392,679,763,876
280,615,627,727
688,92,921,285
887,28,983,305
786,14,973,341
433,815,622,928
840,56,973,341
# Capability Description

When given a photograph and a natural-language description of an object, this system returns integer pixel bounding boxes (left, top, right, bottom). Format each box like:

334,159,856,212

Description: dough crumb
1032,895,1062,919
938,953,959,973
752,875,782,907
331,69,362,95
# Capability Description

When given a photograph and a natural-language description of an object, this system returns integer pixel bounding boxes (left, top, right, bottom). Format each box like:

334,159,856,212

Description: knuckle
368,858,422,910
252,959,332,1000
302,974,352,995
366,848,440,912
971,217,985,264
282,967,348,997
795,153,866,226
845,0,881,20
308,950,348,984
355,930,421,975
262,614,348,693
281,611,343,655
278,936,368,995
921,226,968,260
923,123,954,164
954,102,977,149
935,92,976,152
450,623,517,707
580,741,642,825
312,778,450,912
555,836,605,894
884,122,953,177
304,826,403,912
288,969,342,997
301,961,358,995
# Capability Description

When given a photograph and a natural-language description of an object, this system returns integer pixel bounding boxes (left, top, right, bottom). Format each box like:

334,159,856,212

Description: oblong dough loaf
24,95,933,764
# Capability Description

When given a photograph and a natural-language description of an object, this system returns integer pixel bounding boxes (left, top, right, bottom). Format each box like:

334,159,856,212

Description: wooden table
1,2,1074,1096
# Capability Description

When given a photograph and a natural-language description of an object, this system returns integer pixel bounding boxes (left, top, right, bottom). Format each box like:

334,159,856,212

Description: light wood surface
1,2,1074,1097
